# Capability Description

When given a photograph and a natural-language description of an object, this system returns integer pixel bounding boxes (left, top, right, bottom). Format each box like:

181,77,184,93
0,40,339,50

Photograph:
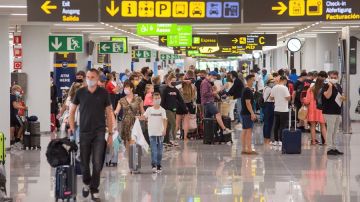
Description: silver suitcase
129,144,142,173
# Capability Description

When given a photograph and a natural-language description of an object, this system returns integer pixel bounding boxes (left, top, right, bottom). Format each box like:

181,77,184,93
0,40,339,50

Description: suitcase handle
288,106,297,130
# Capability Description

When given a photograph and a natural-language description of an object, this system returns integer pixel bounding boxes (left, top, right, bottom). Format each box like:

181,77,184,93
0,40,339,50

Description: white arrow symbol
136,51,142,57
101,43,110,52
51,37,62,50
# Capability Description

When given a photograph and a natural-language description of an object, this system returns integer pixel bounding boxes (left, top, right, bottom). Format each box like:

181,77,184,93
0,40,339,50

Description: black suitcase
29,121,40,135
221,116,233,143
282,107,302,154
30,134,41,150
203,118,218,144
55,151,77,201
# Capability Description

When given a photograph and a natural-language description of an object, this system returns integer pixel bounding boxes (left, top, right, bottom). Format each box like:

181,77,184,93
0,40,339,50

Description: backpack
46,138,78,168
299,81,311,104
257,87,271,108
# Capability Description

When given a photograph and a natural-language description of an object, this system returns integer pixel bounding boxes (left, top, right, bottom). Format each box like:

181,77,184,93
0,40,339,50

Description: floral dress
119,96,142,142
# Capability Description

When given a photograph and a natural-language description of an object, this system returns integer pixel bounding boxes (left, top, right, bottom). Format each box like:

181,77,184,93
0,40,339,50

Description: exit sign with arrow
99,42,124,54
49,35,83,52
132,50,152,59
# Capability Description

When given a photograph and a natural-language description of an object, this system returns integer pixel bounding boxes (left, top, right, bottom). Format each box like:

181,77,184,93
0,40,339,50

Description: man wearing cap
201,71,233,135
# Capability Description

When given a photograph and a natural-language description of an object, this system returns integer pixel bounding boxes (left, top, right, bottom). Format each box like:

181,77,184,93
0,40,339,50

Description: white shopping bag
131,118,149,153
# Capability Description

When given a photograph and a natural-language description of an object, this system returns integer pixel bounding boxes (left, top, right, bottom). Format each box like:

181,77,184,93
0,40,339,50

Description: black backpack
46,138,78,168
316,87,324,110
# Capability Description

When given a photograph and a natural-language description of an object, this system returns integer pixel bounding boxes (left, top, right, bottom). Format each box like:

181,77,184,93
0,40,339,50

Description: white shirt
214,80,223,92
271,84,290,112
263,86,274,103
144,106,167,136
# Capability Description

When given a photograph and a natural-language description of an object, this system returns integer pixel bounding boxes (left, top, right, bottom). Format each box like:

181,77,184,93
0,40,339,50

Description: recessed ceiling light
0,5,27,8
67,27,105,30
10,13,27,16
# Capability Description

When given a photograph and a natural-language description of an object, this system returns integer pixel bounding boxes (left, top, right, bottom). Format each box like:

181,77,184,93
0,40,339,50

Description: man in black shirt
135,67,153,99
227,71,245,128
69,69,114,202
322,71,345,155
240,75,258,155
292,72,308,128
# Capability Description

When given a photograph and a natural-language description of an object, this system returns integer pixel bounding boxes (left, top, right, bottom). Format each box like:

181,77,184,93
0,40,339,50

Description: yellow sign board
173,1,188,18
155,1,171,17
139,1,155,17
306,0,323,16
239,37,247,45
122,1,138,17
189,2,205,18
289,0,305,16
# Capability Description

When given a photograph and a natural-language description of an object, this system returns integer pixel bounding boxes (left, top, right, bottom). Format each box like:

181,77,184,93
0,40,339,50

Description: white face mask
124,89,131,95
86,79,97,87
154,99,161,105
330,79,338,84
15,91,21,96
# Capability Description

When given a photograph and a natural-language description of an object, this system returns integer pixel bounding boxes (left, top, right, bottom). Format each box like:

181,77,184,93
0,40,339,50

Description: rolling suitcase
55,151,77,201
282,107,302,154
0,132,5,165
129,144,142,173
203,118,218,144
221,116,233,143
29,121,41,150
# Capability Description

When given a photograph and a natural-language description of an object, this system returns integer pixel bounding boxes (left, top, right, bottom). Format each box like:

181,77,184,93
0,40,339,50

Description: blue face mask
86,79,97,87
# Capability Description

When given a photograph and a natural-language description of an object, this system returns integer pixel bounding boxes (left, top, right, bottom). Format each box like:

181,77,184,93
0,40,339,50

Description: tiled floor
7,123,360,202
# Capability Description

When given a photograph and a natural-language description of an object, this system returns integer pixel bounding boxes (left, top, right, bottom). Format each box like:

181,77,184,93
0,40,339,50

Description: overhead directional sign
160,54,181,60
49,35,83,52
100,0,241,23
28,0,99,22
243,0,360,23
99,42,124,54
132,50,152,59
111,37,128,53
137,24,178,36
167,25,193,47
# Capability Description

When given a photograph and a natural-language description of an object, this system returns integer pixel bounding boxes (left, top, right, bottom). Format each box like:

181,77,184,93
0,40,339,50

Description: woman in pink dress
303,78,327,145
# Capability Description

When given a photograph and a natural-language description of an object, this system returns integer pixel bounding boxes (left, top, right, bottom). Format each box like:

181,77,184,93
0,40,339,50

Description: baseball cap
209,71,218,76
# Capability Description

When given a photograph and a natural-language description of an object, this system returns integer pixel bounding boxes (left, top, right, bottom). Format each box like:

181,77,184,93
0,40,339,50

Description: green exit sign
49,35,83,52
137,24,177,36
133,50,151,59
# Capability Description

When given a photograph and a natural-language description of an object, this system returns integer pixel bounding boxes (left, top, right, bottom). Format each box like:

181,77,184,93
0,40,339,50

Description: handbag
298,105,308,121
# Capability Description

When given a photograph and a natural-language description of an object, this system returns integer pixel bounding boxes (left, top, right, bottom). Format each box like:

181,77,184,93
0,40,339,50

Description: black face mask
200,77,205,80
148,71,153,77
171,82,177,87
76,79,83,83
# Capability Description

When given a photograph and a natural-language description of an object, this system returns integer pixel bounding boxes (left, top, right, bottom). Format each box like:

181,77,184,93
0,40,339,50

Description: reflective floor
7,123,360,202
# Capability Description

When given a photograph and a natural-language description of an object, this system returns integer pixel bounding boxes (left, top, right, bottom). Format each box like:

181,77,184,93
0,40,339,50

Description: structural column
22,25,51,132
0,16,10,146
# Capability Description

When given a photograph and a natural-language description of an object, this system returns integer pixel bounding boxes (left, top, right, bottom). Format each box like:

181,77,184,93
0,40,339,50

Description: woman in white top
262,79,275,144
224,73,236,121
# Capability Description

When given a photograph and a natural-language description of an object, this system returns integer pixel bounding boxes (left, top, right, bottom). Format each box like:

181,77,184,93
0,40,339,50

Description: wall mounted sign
111,37,128,53
28,0,99,22
99,42,124,54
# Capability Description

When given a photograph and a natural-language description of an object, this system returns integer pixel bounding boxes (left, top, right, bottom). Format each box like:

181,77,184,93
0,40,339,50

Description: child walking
144,92,167,173
143,84,154,110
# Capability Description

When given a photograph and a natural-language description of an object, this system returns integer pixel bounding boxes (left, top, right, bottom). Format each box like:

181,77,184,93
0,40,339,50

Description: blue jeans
236,98,242,123
262,103,275,139
150,136,164,167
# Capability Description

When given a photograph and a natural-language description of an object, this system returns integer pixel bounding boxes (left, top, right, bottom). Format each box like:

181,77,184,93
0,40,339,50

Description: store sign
132,50,152,59
49,35,83,52
110,37,128,53
13,61,23,70
167,25,193,47
28,0,99,22
99,42,124,54
100,0,241,23
137,23,178,36
243,0,360,23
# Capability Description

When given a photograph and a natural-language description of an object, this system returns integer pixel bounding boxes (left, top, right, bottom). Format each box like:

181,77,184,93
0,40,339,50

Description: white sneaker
270,141,277,146
223,128,234,134
235,123,243,130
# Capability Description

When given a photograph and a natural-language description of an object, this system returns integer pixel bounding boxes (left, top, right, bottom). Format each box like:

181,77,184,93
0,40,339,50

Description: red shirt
106,82,116,95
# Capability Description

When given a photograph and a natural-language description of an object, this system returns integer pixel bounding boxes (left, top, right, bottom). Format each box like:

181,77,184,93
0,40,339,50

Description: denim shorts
241,115,254,129
204,103,219,118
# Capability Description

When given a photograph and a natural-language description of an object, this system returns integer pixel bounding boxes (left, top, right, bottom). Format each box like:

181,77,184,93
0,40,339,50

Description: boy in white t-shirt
144,92,168,173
